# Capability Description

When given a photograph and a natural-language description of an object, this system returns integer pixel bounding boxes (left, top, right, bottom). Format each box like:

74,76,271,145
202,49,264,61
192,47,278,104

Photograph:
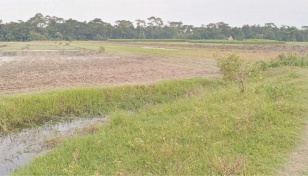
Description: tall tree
135,19,146,39
113,20,136,39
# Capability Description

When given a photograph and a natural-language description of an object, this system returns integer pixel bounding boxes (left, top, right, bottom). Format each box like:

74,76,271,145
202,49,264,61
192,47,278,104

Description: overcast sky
0,0,307,27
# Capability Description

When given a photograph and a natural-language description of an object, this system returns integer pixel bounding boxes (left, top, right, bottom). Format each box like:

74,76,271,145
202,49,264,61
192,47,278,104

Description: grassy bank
13,66,308,175
0,79,223,133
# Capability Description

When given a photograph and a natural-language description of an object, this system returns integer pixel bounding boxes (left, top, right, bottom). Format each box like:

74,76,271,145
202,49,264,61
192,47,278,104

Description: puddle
0,117,107,175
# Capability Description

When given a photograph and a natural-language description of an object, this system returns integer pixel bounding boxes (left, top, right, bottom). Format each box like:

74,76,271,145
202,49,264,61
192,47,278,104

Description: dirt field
117,42,308,54
0,50,219,93
1,42,307,94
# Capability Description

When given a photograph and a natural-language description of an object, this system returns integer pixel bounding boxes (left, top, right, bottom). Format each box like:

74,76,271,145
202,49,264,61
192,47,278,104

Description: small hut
228,36,234,40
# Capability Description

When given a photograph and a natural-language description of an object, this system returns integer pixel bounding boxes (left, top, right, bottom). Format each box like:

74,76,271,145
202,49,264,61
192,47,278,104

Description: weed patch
269,53,308,67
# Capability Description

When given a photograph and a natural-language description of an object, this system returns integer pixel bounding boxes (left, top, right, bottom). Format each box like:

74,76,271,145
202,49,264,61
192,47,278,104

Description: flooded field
0,117,107,175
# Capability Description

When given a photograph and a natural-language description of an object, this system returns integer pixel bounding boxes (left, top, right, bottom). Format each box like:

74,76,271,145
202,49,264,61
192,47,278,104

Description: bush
217,54,247,92
98,46,105,53
217,54,244,81
248,61,268,79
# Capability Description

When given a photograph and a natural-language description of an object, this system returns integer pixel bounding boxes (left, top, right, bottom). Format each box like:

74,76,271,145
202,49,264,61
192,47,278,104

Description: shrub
217,54,244,81
248,61,268,79
98,46,105,53
217,54,247,92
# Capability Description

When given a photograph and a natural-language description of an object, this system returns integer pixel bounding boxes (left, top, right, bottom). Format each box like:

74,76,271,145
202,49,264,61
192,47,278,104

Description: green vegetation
107,39,187,42
0,42,307,174
1,13,308,42
0,41,77,50
12,64,308,174
107,39,287,44
98,46,105,53
217,54,244,81
189,39,286,44
0,79,223,133
217,54,247,92
269,53,308,67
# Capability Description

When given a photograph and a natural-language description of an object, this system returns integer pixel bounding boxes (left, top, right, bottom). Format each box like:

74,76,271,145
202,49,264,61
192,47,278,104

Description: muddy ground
0,117,107,175
0,50,219,93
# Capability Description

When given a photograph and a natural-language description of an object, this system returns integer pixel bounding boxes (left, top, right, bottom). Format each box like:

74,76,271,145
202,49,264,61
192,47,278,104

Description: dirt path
0,51,219,94
277,120,308,175
277,69,308,176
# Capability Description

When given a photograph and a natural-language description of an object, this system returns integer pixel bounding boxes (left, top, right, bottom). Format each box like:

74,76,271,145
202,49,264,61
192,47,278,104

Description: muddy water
0,117,107,175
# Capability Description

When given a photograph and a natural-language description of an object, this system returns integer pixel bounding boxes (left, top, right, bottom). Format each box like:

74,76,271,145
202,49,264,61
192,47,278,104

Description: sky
0,0,307,28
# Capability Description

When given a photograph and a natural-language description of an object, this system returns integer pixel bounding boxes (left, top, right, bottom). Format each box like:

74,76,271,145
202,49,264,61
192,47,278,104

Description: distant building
228,36,234,40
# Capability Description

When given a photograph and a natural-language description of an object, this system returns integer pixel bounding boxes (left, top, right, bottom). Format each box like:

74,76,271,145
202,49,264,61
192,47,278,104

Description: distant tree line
0,13,308,42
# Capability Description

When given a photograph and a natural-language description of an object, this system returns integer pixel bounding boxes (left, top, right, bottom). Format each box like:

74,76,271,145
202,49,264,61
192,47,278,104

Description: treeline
0,13,308,42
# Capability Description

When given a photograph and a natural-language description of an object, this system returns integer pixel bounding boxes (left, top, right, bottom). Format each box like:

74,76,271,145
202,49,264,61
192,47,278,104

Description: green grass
12,66,308,175
67,42,206,57
269,53,308,67
189,39,286,45
287,42,308,45
107,39,187,42
106,39,286,44
0,78,223,133
9,41,180,55
0,41,77,50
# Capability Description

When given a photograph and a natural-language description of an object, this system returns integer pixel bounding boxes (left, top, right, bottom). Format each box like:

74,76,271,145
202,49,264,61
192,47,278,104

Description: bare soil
0,50,219,93
118,42,308,54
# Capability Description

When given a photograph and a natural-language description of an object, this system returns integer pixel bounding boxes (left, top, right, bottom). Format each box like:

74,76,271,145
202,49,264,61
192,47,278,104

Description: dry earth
118,42,308,54
0,50,219,93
